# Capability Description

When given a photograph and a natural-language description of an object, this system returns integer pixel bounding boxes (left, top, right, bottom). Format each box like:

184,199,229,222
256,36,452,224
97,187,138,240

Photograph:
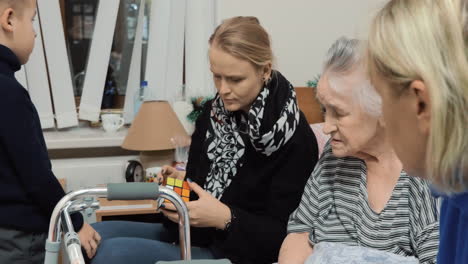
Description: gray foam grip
107,183,159,200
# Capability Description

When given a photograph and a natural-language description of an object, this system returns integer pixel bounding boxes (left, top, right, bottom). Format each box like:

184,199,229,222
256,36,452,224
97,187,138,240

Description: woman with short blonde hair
367,0,468,263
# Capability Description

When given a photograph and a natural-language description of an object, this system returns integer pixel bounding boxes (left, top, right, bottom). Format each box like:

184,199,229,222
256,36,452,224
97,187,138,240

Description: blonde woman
91,16,319,264
367,0,468,263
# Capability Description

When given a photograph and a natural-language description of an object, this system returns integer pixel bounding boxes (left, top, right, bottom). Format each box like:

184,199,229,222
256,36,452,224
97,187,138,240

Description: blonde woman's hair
367,0,468,192
209,16,273,69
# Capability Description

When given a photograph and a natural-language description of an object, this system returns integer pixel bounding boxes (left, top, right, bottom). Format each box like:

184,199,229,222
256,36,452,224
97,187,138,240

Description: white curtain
79,0,120,122
37,0,78,129
184,0,217,99
144,0,185,102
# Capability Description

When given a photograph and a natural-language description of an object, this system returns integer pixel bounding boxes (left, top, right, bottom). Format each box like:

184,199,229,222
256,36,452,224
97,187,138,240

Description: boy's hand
78,223,101,259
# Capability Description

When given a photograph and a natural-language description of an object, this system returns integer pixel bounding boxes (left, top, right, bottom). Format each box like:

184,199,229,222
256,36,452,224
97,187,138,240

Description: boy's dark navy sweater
0,45,83,233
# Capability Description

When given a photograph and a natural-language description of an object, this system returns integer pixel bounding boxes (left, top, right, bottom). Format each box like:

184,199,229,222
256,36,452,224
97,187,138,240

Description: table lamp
122,100,189,169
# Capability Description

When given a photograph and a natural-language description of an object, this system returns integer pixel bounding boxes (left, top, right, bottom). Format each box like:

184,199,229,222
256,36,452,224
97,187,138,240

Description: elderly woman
367,1,468,263
278,37,440,264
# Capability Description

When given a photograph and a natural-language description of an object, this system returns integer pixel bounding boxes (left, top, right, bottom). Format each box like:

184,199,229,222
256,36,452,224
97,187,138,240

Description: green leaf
306,74,321,88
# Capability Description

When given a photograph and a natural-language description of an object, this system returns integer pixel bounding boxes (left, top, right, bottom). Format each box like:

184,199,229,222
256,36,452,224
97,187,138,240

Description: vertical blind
143,0,186,102
78,0,120,122
185,0,216,100
37,0,78,129
123,0,146,124
25,18,55,129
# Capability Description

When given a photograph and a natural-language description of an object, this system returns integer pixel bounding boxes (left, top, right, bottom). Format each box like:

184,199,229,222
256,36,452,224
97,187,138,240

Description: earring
263,76,271,86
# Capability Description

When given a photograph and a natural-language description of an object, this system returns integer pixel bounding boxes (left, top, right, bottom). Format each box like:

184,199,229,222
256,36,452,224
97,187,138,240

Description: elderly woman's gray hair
322,37,382,117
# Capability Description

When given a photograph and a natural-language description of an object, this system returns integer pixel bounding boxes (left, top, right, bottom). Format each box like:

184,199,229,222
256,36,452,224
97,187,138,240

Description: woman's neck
355,130,403,178
365,151,403,179
360,137,403,213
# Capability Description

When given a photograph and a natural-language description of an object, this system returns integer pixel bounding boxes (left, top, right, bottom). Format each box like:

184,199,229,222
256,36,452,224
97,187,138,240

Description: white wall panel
217,0,388,86
51,156,133,192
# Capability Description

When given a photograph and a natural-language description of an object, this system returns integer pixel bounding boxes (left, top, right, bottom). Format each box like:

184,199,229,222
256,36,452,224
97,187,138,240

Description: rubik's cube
164,177,190,202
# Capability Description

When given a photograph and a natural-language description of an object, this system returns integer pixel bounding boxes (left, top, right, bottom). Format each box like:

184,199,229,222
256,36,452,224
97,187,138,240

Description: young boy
0,0,100,263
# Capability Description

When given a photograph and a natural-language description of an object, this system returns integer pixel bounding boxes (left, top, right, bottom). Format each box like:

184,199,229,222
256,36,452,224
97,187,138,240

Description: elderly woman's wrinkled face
209,45,269,112
317,72,381,158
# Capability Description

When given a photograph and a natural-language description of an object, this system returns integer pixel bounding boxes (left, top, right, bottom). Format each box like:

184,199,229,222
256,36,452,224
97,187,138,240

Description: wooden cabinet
295,87,324,124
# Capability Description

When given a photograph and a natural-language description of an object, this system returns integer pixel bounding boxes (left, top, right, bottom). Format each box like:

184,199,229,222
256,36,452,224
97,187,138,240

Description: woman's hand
156,165,186,184
278,232,313,264
161,180,231,229
77,222,101,259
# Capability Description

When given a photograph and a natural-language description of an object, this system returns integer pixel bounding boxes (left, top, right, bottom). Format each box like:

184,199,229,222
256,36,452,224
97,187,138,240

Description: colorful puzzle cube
164,177,190,202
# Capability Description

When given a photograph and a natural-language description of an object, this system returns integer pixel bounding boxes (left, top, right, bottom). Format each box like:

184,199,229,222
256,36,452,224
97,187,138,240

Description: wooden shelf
95,198,159,222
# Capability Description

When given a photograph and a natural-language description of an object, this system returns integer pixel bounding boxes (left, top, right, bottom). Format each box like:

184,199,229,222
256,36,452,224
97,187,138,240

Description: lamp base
139,150,175,170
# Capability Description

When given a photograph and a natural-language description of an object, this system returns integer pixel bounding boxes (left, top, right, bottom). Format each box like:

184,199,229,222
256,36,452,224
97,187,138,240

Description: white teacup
101,113,124,133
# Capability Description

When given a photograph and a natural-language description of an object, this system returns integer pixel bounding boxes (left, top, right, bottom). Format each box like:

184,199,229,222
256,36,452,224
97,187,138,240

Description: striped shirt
288,142,440,263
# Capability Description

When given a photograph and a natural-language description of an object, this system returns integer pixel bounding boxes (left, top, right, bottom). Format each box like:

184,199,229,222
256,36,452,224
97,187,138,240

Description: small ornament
187,96,214,123
306,74,321,88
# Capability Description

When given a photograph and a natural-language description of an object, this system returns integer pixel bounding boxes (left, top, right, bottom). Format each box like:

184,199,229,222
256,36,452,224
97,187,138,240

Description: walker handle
67,244,85,264
107,183,159,200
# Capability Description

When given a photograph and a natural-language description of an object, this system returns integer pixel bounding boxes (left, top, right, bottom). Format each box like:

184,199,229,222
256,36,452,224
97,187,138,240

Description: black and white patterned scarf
204,71,300,199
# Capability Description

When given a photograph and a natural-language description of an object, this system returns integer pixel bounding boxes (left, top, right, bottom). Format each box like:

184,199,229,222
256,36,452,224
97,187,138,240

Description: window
27,0,216,138
63,0,150,110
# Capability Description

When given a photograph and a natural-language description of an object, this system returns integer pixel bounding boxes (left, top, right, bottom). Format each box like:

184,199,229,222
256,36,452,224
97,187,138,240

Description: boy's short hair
0,0,30,12
0,0,28,5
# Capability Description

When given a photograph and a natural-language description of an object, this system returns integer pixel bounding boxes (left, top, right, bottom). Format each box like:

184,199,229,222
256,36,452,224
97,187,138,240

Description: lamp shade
122,101,188,151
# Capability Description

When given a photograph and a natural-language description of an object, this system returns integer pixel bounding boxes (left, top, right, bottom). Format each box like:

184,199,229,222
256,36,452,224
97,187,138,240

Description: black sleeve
217,117,319,263
185,100,212,181
0,82,83,231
